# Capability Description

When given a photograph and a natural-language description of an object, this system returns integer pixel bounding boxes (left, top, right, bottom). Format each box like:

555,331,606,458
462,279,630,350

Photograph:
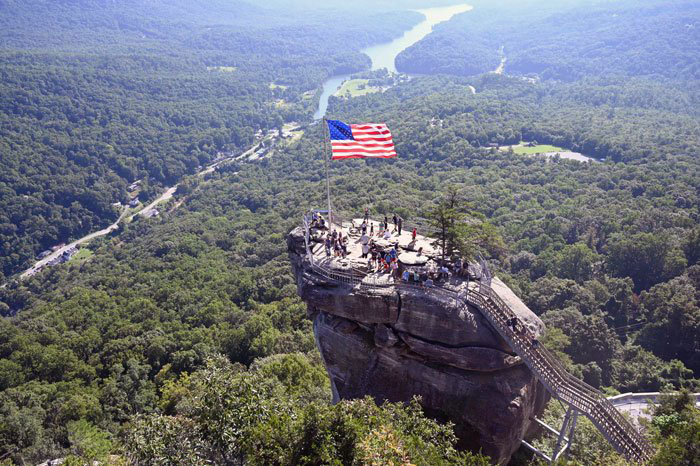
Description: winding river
313,3,472,120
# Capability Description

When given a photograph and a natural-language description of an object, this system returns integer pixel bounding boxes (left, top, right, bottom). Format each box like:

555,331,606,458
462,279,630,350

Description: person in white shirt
439,265,450,281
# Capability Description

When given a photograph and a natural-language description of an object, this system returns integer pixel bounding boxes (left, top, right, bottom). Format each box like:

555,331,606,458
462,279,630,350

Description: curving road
11,136,271,283
20,208,129,279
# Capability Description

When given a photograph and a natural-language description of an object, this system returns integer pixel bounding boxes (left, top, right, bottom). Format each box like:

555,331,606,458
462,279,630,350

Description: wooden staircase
300,213,654,463
463,287,654,463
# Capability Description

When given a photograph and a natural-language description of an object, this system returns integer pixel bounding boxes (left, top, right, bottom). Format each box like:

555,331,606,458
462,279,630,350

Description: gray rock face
289,228,549,465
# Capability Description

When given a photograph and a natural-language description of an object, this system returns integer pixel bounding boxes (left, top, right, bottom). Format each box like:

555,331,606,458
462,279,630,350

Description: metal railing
300,213,654,463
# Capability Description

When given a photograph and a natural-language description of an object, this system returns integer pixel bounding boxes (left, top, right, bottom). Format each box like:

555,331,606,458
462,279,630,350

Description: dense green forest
0,0,421,280
397,0,700,80
1,0,699,464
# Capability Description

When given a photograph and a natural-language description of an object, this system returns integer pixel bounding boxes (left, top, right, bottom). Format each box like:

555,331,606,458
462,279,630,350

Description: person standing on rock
341,237,348,258
390,258,399,278
324,236,331,257
389,245,398,262
412,227,417,242
397,216,403,235
392,214,398,231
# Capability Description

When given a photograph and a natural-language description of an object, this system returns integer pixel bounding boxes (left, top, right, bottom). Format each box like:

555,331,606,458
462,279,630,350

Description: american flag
326,119,397,159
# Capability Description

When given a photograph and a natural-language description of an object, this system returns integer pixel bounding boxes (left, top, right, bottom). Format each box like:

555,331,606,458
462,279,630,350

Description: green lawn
336,79,380,98
71,248,93,262
509,144,568,154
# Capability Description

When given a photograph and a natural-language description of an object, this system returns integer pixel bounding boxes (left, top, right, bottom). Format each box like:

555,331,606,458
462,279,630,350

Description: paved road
20,208,129,279
131,186,178,220
19,183,181,280
608,392,700,427
9,136,275,283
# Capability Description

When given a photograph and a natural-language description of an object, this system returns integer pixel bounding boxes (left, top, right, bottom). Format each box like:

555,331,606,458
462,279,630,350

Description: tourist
454,257,463,275
392,214,398,231
370,222,374,236
361,242,370,258
361,232,369,244
412,227,417,242
332,229,337,241
402,269,410,282
334,241,341,257
383,229,391,240
361,221,367,235
417,247,423,256
389,245,398,261
324,236,331,257
397,216,403,235
364,207,369,221
425,277,434,288
384,215,388,230
439,264,450,281
391,259,399,278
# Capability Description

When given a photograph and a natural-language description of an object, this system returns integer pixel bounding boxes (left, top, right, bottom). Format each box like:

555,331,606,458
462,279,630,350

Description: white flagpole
323,118,332,226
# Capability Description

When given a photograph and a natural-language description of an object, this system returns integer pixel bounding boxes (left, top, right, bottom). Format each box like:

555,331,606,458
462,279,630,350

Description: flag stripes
326,120,397,159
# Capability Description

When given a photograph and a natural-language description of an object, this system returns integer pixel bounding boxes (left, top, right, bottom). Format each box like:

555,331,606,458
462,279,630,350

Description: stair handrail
299,214,654,462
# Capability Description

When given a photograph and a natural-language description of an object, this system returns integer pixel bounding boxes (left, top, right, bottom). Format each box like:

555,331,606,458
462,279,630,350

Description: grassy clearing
336,79,380,98
206,66,237,72
506,144,568,154
71,248,93,262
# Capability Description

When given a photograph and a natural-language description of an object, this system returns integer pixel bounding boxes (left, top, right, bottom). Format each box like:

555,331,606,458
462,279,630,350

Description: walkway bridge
301,212,654,464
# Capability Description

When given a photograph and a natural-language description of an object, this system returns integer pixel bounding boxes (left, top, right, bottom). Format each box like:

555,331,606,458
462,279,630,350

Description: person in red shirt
412,227,417,242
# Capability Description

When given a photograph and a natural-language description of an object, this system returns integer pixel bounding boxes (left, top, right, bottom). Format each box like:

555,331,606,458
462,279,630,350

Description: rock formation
288,227,549,465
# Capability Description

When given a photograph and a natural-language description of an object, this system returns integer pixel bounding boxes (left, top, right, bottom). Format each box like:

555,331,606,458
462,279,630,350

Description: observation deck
291,211,654,464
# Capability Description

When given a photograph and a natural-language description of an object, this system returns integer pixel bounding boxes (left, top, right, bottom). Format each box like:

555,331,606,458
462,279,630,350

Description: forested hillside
0,0,421,280
397,0,700,80
1,0,699,464
2,70,699,462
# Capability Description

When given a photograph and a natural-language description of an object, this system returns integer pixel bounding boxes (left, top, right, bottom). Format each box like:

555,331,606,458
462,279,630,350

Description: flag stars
327,120,355,140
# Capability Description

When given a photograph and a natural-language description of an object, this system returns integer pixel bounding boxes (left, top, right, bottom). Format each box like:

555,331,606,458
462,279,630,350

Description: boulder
288,227,549,465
